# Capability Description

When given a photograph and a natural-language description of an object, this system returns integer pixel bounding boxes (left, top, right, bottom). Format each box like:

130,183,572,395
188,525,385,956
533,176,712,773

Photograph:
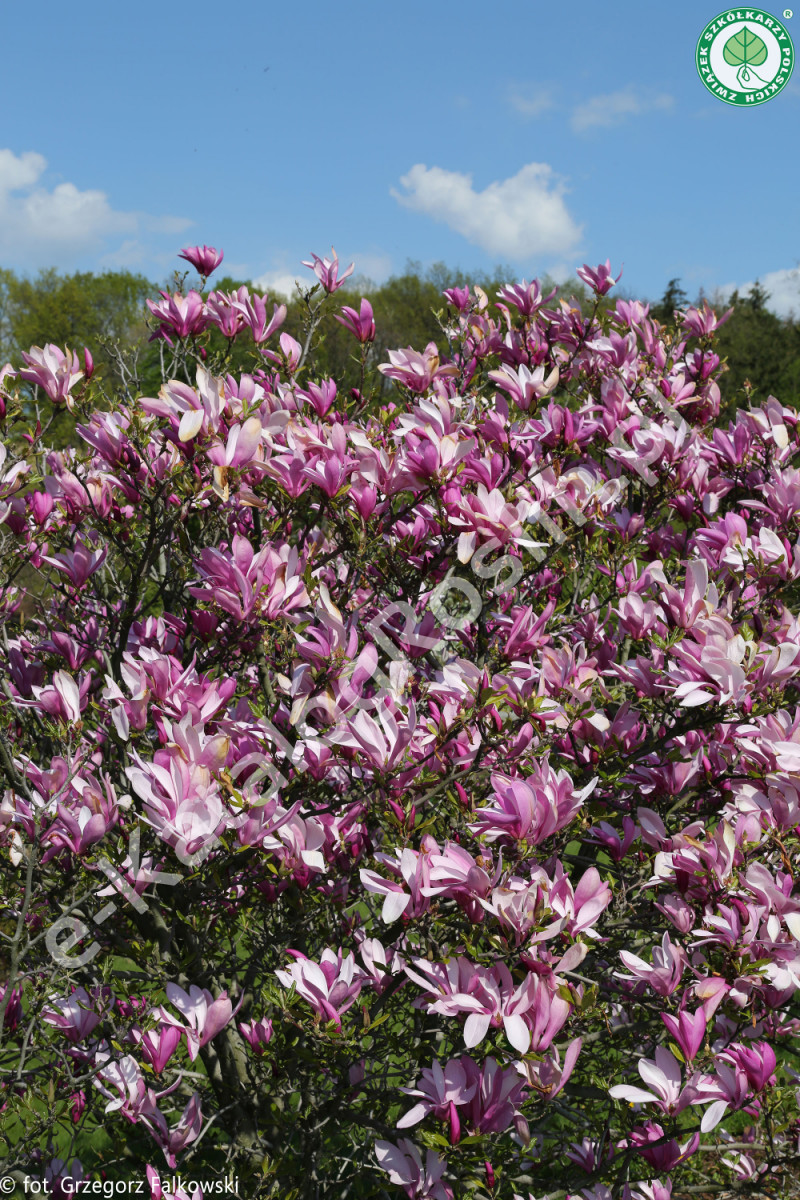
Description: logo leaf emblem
723,26,768,67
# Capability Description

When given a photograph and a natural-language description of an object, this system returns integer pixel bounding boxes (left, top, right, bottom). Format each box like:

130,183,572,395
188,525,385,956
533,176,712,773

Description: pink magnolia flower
126,749,227,859
357,936,404,994
693,1042,776,1132
41,540,107,588
147,291,210,343
178,244,224,276
692,1059,751,1132
0,984,23,1033
42,987,100,1044
617,932,686,997
692,975,731,1019
720,1152,766,1183
558,881,607,945
28,670,90,725
488,362,560,412
404,956,570,1054
360,836,439,922
682,301,732,337
140,1091,203,1168
18,344,84,407
654,893,696,934
0,444,29,523
206,416,264,471
374,1139,453,1200
655,559,716,630
205,289,245,338
577,259,623,295
566,1137,614,1174
480,879,564,945
235,291,286,343
239,1018,273,1055
261,331,302,373
302,247,355,293
133,1023,184,1074
628,1122,700,1172
147,1165,204,1200
397,1056,478,1141
301,427,355,498
609,1047,701,1116
496,278,556,316
41,795,115,860
276,947,365,1028
447,483,537,562
335,298,376,343
378,344,458,394
727,1040,776,1092
299,378,338,418
395,428,475,489
465,1056,527,1135
164,983,238,1061
660,1008,707,1061
587,816,638,862
141,367,226,440
625,1182,672,1200
43,1158,85,1200
422,841,500,917
516,1037,582,1099
189,535,309,622
469,760,596,846
443,285,471,311
92,1052,149,1117
328,703,416,771
668,616,750,708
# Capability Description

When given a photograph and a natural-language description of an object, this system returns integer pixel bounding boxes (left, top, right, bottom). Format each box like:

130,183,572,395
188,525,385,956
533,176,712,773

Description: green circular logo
696,9,794,104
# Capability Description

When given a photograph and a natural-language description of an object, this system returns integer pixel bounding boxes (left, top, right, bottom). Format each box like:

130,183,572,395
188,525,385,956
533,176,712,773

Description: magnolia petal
504,1013,531,1054
178,408,205,442
700,1099,729,1132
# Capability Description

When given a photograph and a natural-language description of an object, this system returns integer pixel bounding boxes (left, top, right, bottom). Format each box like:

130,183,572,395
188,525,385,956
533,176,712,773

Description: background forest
1,264,798,448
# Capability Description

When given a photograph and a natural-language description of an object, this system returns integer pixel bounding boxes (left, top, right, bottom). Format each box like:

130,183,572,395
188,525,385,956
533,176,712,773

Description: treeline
652,276,800,419
1,261,799,422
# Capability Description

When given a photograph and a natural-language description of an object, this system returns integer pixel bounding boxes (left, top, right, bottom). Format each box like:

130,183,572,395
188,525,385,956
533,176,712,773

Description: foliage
714,282,800,415
652,275,800,415
1,249,800,1200
0,267,155,449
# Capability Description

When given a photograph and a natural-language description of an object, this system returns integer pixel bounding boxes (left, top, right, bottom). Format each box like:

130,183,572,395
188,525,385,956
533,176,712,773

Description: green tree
714,280,800,414
0,268,155,447
1,268,154,368
651,277,689,324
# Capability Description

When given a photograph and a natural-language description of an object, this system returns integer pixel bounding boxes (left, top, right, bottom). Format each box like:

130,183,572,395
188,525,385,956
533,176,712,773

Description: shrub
1,248,799,1200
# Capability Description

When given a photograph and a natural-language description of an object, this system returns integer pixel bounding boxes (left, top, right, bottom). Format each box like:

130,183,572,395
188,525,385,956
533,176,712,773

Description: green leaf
723,26,768,67
366,1009,392,1032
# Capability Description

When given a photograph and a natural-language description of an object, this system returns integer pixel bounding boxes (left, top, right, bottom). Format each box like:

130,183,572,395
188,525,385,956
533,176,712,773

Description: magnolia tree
1,243,800,1200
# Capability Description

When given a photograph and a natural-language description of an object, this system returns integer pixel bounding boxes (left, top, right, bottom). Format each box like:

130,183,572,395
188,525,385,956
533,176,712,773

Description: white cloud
717,266,800,318
0,149,45,191
392,163,582,261
0,148,191,267
571,90,674,132
251,270,305,298
351,252,392,284
98,240,150,270
506,84,555,119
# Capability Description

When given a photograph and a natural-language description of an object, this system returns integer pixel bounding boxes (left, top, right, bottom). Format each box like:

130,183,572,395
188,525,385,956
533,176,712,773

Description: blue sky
1,0,798,314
